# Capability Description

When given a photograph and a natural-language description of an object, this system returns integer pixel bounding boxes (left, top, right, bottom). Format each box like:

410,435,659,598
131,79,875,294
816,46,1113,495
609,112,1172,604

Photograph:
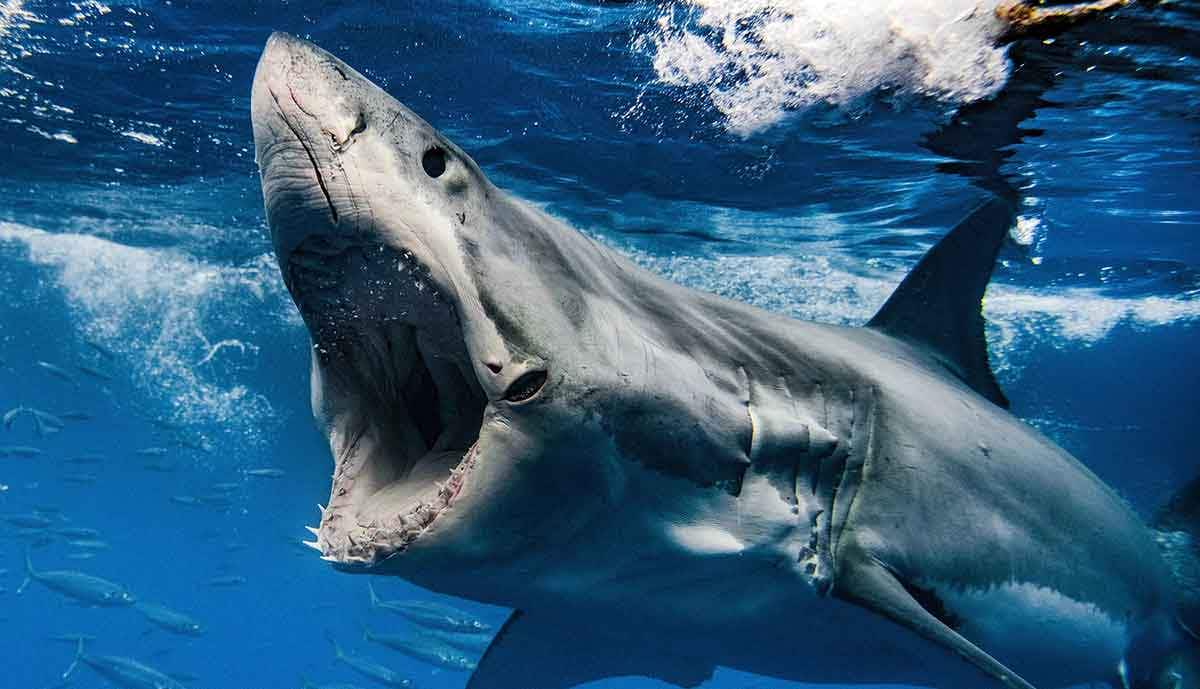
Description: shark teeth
313,444,479,567
302,539,323,552
305,525,320,537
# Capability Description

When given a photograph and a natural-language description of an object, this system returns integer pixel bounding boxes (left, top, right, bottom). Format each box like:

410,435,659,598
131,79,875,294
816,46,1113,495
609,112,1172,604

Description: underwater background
0,1,1197,687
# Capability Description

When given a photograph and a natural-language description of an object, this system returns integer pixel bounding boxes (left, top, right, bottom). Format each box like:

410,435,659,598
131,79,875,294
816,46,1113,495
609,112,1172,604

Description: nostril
422,146,447,178
329,113,367,153
485,361,503,374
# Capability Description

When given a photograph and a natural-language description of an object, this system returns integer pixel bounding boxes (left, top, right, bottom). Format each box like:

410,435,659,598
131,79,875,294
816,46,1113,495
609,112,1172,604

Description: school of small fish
2,348,497,688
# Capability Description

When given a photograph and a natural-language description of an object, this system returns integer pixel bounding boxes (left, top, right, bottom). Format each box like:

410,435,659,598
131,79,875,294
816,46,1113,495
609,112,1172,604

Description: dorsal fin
867,198,1014,408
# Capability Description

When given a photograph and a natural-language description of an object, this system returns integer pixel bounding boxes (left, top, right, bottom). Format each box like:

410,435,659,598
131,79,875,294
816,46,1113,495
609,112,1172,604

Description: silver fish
67,539,110,550
412,627,493,655
20,553,135,606
5,514,52,529
36,361,77,386
329,636,413,688
76,363,113,381
135,601,204,636
367,583,490,633
54,527,101,539
62,639,188,689
362,627,477,672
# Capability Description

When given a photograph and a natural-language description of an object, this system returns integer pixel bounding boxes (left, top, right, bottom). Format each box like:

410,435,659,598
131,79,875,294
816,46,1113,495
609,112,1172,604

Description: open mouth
287,236,488,566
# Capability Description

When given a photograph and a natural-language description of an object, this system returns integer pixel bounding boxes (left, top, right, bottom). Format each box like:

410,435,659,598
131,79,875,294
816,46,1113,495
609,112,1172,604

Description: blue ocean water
0,1,1197,687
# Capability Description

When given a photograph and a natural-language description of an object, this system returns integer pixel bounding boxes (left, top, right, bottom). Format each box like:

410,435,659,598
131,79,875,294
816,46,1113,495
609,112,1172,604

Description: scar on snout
288,86,318,120
456,212,466,224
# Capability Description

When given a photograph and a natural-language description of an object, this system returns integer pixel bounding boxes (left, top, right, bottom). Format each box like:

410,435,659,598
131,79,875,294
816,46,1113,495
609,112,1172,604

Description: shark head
251,33,756,588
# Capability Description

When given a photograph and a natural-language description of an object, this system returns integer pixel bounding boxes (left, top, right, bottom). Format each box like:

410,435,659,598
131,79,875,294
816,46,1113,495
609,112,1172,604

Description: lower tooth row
317,454,473,562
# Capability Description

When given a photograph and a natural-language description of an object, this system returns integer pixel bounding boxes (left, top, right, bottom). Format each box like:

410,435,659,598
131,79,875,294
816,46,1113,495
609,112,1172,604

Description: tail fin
1170,651,1199,689
61,638,84,681
18,550,36,594
1155,477,1200,639
325,631,344,660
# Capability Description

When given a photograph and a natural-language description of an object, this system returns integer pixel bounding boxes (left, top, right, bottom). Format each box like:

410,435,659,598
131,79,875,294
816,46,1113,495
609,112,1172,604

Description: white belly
930,579,1129,688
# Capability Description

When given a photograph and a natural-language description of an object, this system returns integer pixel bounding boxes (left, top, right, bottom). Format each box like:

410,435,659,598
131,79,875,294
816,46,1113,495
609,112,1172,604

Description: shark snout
253,32,372,153
251,32,378,271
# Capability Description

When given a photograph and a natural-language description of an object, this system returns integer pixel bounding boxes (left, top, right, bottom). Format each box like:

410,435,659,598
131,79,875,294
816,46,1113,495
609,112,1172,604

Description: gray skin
251,33,1194,689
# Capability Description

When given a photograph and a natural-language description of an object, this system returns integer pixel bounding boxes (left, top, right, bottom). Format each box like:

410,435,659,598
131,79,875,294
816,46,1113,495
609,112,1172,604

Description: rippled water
0,1,1197,687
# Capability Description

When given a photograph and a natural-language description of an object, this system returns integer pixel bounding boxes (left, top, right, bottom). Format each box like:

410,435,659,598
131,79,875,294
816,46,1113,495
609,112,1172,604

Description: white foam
1010,214,1041,247
26,124,77,143
0,222,291,441
636,0,1013,134
121,130,164,147
0,1,28,37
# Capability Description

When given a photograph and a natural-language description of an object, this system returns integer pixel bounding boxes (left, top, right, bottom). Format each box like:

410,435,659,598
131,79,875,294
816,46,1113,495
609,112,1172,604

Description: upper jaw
297,258,489,568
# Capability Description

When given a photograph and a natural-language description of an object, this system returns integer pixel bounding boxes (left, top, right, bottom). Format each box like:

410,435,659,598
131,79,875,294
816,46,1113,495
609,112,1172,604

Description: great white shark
250,32,1199,689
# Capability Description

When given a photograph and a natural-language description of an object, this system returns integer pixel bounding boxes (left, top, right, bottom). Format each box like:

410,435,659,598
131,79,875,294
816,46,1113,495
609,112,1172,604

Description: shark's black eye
503,370,547,403
422,146,447,178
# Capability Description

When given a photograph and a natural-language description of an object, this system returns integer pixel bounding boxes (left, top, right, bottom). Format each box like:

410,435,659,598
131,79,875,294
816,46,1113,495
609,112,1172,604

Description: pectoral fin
468,610,714,689
835,548,1038,689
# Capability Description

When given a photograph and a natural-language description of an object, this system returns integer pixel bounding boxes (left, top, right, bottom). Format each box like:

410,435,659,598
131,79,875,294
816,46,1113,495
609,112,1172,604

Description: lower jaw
314,443,478,567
